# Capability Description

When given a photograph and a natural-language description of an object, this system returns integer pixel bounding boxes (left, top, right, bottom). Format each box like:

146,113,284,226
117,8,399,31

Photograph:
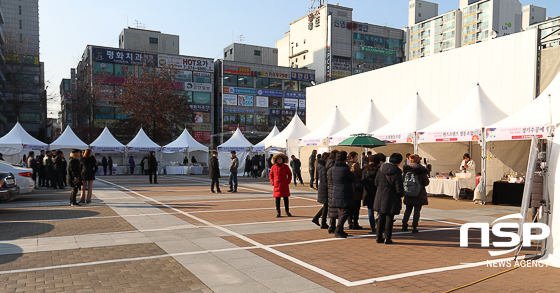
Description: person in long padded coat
402,154,430,233
326,150,339,234
209,151,221,193
362,154,381,234
332,151,356,238
347,151,363,230
67,149,82,206
312,152,330,229
79,149,98,204
374,153,404,244
270,153,292,218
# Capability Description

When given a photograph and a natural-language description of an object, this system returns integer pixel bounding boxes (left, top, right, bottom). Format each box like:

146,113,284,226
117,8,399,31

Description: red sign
224,65,251,76
227,125,246,132
512,135,543,140
192,131,211,143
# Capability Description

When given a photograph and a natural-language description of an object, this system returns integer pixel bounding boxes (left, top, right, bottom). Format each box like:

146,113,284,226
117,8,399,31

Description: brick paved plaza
1,175,559,292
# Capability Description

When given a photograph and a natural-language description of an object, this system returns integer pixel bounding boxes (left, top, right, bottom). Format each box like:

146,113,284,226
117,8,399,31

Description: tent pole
413,132,418,154
481,128,487,204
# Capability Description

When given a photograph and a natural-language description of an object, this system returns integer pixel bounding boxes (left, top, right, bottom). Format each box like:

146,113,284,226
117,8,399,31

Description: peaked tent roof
422,85,507,132
253,125,280,152
90,127,125,151
299,107,350,146
218,128,253,152
126,128,161,151
163,129,209,153
372,93,439,140
50,126,88,150
0,122,48,152
330,100,388,146
266,114,310,149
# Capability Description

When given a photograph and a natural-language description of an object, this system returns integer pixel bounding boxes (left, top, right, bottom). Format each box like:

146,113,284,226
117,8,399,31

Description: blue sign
91,47,157,66
290,72,315,82
270,109,296,116
285,92,306,99
256,89,283,97
223,86,256,95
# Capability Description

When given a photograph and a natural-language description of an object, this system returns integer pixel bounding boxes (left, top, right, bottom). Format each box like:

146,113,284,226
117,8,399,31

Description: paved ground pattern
0,174,558,292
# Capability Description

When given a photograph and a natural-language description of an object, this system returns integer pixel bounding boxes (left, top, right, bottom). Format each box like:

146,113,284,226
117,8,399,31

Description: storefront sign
224,65,251,76
127,146,161,152
192,124,212,132
193,72,211,83
193,131,211,143
175,70,192,82
297,110,305,117
486,125,549,141
223,94,238,105
223,86,256,95
92,47,157,66
285,92,306,99
290,72,315,82
298,99,306,110
270,109,295,116
237,95,254,107
158,54,214,72
269,97,282,108
90,146,125,152
299,138,328,147
332,58,352,78
184,82,212,92
373,133,414,144
224,107,266,114
193,92,211,104
188,104,211,112
23,144,48,151
162,147,188,153
359,46,396,56
193,112,211,124
227,125,246,132
284,98,298,109
334,19,369,32
256,89,283,97
256,96,268,107
251,70,289,79
418,129,482,143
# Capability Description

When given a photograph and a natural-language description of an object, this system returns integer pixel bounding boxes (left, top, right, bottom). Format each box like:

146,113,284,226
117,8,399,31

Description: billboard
238,95,254,106
223,86,256,95
224,65,251,76
92,47,156,66
158,54,214,72
284,98,298,109
184,82,212,92
223,94,238,105
256,89,283,97
256,96,269,107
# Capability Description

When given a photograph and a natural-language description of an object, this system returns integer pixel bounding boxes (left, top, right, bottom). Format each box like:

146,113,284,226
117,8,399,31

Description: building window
296,43,298,47
19,34,22,43
418,13,421,17
149,37,158,44
19,20,22,29
224,51,227,58
303,55,306,60
254,50,261,56
19,6,21,15
230,49,233,54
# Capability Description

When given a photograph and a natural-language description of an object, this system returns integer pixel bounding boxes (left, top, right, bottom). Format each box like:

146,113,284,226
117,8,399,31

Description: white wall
306,29,537,131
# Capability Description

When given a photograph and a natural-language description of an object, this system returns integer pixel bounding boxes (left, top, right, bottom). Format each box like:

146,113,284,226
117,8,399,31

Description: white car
0,161,35,194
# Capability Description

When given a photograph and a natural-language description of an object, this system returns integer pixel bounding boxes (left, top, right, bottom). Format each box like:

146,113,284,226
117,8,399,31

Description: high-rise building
0,0,45,139
223,43,278,66
408,0,438,27
0,5,8,135
276,4,405,84
119,27,179,55
408,9,462,60
522,5,546,31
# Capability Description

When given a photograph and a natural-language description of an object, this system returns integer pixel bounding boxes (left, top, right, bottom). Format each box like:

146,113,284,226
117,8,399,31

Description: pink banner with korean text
485,124,550,141
418,129,481,143
372,132,414,144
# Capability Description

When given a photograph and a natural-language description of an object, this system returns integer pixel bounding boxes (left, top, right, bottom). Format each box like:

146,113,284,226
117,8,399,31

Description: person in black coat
148,151,158,184
374,153,404,244
107,156,113,176
54,150,67,189
331,151,356,238
209,151,221,193
251,155,260,178
402,154,430,233
312,153,329,229
362,154,381,234
289,155,304,186
67,149,82,206
243,155,252,177
101,156,108,175
79,149,98,204
326,150,339,234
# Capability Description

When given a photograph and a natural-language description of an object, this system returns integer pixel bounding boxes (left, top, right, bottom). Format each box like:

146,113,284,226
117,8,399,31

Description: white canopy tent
126,128,162,174
217,128,253,174
329,100,388,146
0,122,48,164
253,125,280,152
162,128,209,167
299,106,349,147
265,113,310,160
49,126,88,155
543,125,560,268
90,127,126,166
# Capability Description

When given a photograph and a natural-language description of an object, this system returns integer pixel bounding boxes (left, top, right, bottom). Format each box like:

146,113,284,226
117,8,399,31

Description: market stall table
426,178,461,200
166,166,188,175
492,181,524,206
190,166,203,175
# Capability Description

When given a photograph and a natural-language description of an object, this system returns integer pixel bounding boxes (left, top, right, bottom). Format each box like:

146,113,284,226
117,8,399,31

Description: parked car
0,171,20,202
0,161,35,194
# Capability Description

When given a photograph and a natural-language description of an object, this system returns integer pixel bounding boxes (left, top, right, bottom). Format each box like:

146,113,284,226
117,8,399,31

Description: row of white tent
0,125,209,166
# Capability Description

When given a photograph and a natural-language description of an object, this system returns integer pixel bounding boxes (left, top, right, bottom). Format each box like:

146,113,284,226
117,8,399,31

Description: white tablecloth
166,166,188,175
426,178,461,200
116,166,127,175
190,166,203,175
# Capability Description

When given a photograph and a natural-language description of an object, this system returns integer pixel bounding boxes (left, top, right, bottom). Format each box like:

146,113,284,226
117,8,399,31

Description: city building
276,4,405,84
0,4,7,135
223,43,278,66
522,4,546,31
408,9,462,60
214,58,314,145
119,27,179,55
59,72,76,128
0,0,45,139
408,0,438,27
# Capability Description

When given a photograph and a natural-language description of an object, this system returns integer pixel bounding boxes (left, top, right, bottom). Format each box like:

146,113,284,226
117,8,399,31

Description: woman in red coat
270,153,292,218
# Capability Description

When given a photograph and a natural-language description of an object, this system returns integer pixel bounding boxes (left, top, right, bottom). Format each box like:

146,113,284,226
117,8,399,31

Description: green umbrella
338,134,386,148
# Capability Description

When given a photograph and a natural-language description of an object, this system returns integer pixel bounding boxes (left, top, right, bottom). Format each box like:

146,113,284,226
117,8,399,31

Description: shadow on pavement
0,244,23,265
0,209,100,221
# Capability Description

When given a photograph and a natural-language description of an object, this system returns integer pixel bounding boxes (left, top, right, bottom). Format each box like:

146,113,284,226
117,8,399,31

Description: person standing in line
27,151,37,185
148,151,158,184
362,154,381,234
54,150,67,189
308,150,317,190
67,149,82,206
44,151,55,188
374,153,404,244
80,149,98,204
405,153,411,165
326,150,339,234
209,151,221,193
315,154,321,189
270,153,292,218
289,155,304,186
347,151,363,230
312,152,329,229
101,156,108,175
228,151,239,193
402,154,430,233
37,150,46,187
140,156,147,174
251,155,260,178
332,151,356,238
128,156,135,175
243,155,252,177
107,156,113,176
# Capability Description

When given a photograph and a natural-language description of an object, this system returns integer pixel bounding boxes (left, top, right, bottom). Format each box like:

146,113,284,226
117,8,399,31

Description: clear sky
40,0,560,117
